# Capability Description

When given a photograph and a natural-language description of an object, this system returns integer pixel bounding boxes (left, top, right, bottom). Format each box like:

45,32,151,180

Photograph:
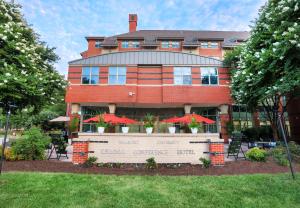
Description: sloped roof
96,30,249,47
69,51,223,66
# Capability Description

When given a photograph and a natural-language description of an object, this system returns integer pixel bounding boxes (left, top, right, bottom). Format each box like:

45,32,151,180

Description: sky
14,0,267,76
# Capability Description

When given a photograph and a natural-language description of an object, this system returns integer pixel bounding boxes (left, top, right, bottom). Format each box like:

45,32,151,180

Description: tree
0,0,66,112
226,0,300,139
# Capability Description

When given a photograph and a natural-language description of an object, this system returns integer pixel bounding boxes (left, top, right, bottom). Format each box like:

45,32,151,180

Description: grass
0,172,299,208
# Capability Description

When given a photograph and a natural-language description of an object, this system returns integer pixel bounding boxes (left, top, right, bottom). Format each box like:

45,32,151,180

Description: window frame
131,41,140,48
81,66,99,85
173,67,192,85
161,41,169,48
95,40,102,48
121,41,129,48
171,41,180,48
201,67,219,85
108,66,127,85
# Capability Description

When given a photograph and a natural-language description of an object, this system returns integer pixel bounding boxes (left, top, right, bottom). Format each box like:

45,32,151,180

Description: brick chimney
129,14,137,32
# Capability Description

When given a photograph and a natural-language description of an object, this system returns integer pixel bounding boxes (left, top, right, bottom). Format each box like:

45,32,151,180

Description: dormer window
122,41,129,48
95,41,102,48
161,41,180,48
161,41,169,48
121,41,140,48
171,41,180,48
201,42,219,49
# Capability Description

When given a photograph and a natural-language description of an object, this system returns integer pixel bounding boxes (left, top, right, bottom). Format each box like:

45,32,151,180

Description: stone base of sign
72,133,225,166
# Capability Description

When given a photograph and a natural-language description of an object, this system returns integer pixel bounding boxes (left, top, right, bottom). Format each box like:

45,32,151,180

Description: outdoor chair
227,139,245,160
47,134,68,160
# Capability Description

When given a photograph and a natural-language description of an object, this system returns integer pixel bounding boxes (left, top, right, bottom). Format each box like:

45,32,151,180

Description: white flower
39,77,43,80
4,80,8,83
21,70,26,74
295,3,299,11
290,40,297,44
280,78,284,82
258,71,263,75
288,27,295,32
282,7,289,12
5,72,11,76
273,42,280,46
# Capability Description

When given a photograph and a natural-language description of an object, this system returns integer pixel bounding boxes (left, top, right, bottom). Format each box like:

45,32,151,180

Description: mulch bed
2,158,300,176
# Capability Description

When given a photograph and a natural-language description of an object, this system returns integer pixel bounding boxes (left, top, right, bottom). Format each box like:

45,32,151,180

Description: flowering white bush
0,0,66,111
229,0,300,106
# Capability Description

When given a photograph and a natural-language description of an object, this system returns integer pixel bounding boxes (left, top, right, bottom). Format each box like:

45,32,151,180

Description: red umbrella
118,117,138,124
161,116,179,123
162,114,215,124
83,114,137,124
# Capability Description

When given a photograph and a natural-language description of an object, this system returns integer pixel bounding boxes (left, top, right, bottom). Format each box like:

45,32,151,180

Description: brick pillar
209,142,225,166
219,104,230,143
72,141,89,164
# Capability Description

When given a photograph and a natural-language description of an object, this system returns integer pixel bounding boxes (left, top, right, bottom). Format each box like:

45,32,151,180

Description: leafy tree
0,0,66,113
226,0,300,139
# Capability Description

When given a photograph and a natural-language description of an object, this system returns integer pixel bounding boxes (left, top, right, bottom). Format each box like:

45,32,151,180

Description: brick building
65,14,251,142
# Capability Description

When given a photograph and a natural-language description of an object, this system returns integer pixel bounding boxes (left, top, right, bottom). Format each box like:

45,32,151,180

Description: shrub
96,114,108,128
0,145,18,161
269,147,289,166
11,127,50,160
143,114,154,128
188,117,200,129
288,141,300,156
245,147,267,162
145,157,157,170
69,114,79,133
83,156,98,168
199,157,211,168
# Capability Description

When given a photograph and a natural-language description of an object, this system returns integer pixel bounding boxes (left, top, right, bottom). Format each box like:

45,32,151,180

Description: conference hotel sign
77,133,221,164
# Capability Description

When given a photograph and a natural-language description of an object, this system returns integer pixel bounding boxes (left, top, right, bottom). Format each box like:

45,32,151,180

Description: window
201,67,218,85
109,66,126,85
162,41,180,48
201,42,208,48
161,41,169,48
174,67,192,85
81,67,99,84
95,41,102,48
201,42,219,48
131,41,140,48
121,41,129,48
171,41,180,48
121,41,140,48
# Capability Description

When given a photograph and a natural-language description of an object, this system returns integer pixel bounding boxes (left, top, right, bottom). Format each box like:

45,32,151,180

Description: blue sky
15,0,266,76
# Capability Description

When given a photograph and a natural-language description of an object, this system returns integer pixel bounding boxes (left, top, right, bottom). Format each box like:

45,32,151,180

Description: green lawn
0,172,299,208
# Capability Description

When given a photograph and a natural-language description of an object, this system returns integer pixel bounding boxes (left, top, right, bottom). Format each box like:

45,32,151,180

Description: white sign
82,133,220,164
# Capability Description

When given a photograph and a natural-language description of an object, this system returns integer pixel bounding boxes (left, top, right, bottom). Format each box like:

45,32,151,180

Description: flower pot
122,126,129,134
168,126,176,134
191,128,198,134
146,127,153,134
98,127,105,134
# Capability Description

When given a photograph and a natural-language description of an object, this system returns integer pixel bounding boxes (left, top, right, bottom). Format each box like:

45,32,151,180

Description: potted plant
168,125,176,134
188,117,200,134
121,125,129,134
97,114,108,134
69,114,80,138
144,113,154,134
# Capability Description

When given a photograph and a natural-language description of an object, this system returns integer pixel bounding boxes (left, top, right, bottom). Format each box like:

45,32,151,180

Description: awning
49,116,70,122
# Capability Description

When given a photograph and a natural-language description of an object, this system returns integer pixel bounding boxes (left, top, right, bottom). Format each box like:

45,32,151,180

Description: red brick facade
72,141,89,164
209,143,225,166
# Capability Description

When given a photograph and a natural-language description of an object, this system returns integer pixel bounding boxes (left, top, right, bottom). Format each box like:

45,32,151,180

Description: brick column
72,141,89,164
209,142,225,166
219,104,230,143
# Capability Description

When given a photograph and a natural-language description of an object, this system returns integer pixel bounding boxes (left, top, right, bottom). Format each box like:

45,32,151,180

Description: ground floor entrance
80,106,220,134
